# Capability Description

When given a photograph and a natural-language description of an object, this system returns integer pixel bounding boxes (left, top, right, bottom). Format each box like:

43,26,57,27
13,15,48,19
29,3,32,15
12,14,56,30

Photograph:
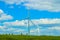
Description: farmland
0,35,60,40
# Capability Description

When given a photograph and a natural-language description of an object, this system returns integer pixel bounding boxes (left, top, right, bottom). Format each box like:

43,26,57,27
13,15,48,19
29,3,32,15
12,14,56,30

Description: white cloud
40,26,60,35
6,28,16,31
1,18,60,35
1,0,60,12
0,9,4,14
0,26,6,29
24,0,60,12
3,18,60,27
0,25,25,32
14,29,25,32
5,28,25,33
0,9,13,21
48,26,60,30
0,26,25,34
0,26,7,31
30,28,40,33
0,0,25,5
3,20,28,26
3,20,33,27
32,18,60,24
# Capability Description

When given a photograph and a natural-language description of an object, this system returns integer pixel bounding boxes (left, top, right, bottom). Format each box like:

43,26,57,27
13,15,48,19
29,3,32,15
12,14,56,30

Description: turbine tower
27,9,30,35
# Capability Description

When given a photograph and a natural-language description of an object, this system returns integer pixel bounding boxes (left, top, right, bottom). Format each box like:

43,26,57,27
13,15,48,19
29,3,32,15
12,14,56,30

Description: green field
0,35,60,40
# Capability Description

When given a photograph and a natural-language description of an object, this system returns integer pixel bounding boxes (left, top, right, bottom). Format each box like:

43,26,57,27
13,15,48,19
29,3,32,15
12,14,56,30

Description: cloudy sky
0,0,60,36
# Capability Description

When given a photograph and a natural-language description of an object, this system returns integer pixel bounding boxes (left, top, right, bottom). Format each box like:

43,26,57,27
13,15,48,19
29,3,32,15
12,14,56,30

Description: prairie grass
0,34,60,40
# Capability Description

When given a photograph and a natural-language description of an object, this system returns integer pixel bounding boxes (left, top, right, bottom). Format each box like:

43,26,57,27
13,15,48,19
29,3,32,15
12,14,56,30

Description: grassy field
0,35,60,40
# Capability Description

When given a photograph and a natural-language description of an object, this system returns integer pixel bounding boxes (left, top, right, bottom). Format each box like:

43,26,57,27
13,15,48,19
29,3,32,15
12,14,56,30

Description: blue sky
0,0,60,36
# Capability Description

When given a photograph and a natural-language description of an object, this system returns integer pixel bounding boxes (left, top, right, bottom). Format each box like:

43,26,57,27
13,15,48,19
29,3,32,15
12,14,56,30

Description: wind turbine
23,7,40,35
